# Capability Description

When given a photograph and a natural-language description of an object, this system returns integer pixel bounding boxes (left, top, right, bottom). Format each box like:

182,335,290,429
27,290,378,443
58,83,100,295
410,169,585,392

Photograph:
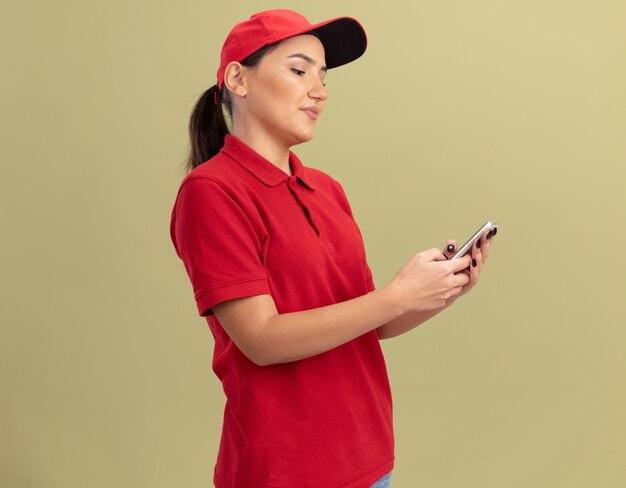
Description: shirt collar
221,135,316,190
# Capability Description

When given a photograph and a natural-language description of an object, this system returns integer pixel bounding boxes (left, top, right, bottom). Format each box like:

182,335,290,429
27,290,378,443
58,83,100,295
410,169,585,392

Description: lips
300,106,320,120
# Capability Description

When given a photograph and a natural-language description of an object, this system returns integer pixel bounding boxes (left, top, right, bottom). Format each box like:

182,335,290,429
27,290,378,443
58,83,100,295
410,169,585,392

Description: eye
291,68,306,76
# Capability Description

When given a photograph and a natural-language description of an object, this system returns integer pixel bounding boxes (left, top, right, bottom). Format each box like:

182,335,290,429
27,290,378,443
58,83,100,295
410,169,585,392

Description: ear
223,62,248,97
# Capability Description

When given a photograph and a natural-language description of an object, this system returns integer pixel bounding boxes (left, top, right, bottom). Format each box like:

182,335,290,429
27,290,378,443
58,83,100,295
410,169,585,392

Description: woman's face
237,35,328,148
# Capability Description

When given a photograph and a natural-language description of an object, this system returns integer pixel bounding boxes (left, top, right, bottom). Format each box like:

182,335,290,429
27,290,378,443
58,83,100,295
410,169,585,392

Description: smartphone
450,221,499,259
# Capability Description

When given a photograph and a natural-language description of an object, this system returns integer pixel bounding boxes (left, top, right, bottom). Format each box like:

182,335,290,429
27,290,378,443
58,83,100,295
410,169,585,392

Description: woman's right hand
387,248,472,313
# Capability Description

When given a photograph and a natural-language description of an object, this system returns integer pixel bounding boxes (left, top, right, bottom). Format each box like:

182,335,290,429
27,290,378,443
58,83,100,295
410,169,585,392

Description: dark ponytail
185,85,230,171
185,42,282,172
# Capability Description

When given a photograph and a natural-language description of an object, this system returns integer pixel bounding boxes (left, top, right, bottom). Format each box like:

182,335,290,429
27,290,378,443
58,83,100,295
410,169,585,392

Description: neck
231,126,292,176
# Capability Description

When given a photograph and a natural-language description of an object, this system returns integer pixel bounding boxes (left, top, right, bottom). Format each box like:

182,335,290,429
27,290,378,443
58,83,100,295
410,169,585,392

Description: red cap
216,9,367,89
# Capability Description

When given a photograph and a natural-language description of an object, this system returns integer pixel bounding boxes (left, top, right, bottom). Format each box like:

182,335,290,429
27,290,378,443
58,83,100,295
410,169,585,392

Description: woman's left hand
441,229,496,304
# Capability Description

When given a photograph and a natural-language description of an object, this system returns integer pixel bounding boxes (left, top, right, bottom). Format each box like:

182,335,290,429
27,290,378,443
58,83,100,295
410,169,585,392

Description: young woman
170,9,495,488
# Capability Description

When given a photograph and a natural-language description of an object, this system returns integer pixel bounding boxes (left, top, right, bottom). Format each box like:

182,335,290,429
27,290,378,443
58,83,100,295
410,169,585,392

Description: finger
447,285,465,299
469,245,483,284
484,226,498,259
451,270,471,288
474,232,484,254
448,254,472,273
422,247,450,262
478,240,491,264
481,237,492,264
442,239,458,259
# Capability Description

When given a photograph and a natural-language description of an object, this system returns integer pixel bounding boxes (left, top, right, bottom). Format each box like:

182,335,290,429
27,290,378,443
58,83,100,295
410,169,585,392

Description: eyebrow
287,53,327,72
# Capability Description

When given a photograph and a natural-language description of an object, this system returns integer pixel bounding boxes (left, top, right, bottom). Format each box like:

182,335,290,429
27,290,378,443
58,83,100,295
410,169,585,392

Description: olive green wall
2,1,625,486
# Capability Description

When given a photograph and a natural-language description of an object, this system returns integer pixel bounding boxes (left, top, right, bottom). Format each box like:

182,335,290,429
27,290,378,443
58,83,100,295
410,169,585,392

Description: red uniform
170,135,394,487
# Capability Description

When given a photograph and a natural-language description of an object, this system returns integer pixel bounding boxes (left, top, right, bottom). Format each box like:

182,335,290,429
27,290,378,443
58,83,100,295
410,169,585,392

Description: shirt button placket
288,177,319,236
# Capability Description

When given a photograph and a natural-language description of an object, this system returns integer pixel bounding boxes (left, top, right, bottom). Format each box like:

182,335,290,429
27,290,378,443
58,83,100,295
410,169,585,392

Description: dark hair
184,43,280,171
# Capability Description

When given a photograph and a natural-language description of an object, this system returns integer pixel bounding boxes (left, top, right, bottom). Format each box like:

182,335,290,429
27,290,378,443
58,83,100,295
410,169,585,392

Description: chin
294,129,316,145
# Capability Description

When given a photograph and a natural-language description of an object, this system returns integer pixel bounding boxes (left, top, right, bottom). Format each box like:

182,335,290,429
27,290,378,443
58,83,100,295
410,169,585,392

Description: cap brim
306,17,367,69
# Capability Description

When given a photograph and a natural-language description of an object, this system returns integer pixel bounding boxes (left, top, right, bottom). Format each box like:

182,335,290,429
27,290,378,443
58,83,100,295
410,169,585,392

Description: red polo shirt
170,135,394,487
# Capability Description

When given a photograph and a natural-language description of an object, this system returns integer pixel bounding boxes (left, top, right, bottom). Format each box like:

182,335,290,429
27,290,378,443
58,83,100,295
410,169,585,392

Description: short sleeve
170,177,270,316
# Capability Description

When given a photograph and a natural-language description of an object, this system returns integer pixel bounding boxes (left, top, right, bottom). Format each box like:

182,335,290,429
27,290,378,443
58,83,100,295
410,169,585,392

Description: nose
309,77,328,102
